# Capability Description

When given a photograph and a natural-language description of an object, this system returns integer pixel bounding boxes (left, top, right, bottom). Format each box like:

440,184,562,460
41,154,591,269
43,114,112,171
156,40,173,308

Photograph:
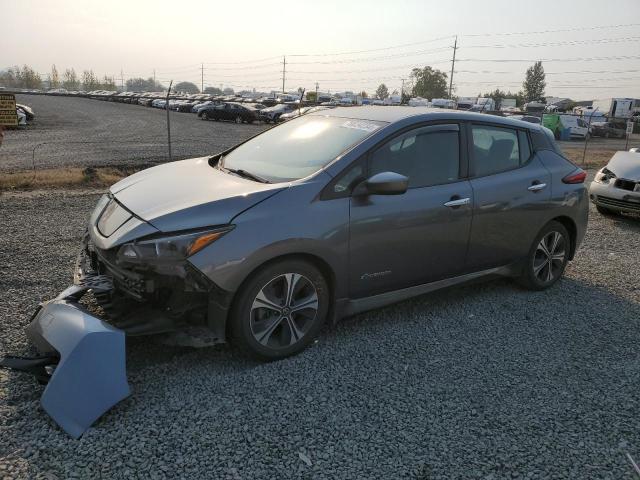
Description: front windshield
222,115,385,182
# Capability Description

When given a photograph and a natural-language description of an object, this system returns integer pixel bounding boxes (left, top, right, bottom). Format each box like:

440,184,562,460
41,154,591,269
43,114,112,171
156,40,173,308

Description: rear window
471,125,520,176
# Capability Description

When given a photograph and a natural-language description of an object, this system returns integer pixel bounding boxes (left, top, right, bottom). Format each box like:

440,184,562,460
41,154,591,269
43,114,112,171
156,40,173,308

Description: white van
559,115,590,139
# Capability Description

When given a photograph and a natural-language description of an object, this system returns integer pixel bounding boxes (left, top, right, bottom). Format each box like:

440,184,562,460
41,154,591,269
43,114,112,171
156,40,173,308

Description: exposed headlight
117,227,233,264
594,167,616,184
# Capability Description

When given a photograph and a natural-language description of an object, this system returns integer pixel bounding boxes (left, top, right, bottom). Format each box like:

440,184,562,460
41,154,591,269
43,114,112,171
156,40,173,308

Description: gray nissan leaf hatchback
81,107,588,360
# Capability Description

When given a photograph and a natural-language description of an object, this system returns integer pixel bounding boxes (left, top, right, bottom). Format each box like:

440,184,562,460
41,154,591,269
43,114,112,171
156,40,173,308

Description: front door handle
444,197,471,208
528,182,547,192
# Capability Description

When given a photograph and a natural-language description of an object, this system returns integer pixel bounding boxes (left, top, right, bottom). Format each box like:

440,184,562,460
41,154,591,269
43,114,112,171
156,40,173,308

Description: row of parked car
505,113,629,141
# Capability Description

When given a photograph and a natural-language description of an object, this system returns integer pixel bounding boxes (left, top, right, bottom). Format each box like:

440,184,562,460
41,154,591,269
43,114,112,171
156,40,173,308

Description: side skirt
336,264,517,319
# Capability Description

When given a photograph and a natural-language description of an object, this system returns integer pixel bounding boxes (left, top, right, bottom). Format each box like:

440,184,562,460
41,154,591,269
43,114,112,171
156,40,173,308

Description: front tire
517,221,570,291
201,112,209,120
229,260,329,360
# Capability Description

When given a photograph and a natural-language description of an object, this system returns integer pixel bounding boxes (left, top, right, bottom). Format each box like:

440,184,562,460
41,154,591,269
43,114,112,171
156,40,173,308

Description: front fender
188,180,350,299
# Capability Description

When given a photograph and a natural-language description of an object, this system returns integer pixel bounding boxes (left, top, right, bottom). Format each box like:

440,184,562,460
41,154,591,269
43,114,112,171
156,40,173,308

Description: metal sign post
626,120,634,151
0,93,18,127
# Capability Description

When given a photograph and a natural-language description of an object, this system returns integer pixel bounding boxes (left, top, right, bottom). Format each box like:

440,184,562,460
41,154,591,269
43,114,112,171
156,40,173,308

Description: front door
348,124,473,298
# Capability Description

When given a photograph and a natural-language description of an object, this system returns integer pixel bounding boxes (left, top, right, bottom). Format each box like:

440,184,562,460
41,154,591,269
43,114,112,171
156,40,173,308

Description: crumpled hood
110,157,286,232
605,151,640,180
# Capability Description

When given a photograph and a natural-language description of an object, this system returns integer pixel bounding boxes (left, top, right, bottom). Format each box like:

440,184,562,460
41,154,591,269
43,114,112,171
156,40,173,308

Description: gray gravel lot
0,95,268,172
1,190,639,479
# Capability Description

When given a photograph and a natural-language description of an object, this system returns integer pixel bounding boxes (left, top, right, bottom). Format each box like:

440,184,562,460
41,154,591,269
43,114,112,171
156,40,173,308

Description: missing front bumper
2,285,130,438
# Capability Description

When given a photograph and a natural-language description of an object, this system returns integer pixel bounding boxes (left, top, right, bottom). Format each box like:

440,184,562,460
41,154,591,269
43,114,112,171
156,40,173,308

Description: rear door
465,123,552,271
348,123,473,298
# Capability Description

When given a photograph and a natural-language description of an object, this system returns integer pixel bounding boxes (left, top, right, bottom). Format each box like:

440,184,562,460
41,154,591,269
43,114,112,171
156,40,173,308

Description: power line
286,47,451,65
286,35,455,57
461,22,640,37
463,36,640,49
456,55,640,63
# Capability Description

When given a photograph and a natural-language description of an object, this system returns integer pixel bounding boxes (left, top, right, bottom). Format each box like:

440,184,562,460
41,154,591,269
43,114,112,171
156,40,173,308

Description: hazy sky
3,0,640,99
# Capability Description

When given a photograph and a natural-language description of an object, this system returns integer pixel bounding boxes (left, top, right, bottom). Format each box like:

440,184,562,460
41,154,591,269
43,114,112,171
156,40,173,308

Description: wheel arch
225,252,337,336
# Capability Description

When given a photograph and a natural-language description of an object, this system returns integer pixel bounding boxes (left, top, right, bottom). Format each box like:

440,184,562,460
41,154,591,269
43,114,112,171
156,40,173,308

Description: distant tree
126,77,164,92
391,89,399,96
174,81,199,94
523,61,546,102
0,67,20,88
223,87,234,95
204,86,222,95
20,65,42,89
376,83,389,99
100,75,117,91
50,64,60,88
410,66,448,100
359,91,368,98
482,88,507,108
62,68,79,90
81,70,100,90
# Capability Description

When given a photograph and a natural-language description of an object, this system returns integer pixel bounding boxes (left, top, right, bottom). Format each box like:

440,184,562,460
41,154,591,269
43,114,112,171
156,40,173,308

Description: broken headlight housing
116,227,233,265
594,167,616,184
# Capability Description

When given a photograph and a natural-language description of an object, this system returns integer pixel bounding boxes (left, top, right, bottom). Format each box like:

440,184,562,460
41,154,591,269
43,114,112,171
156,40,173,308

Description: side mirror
353,171,409,196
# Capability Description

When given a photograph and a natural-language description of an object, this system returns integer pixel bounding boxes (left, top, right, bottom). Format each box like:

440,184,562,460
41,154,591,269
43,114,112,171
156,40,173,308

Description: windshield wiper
224,167,270,183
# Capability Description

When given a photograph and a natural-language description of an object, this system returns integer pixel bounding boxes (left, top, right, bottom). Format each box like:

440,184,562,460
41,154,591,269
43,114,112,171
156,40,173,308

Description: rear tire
235,115,243,124
201,112,209,120
517,221,570,291
229,259,329,361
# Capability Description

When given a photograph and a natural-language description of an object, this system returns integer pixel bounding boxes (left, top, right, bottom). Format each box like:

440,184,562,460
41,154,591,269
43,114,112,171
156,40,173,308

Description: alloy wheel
249,273,319,350
532,231,566,283
235,115,242,124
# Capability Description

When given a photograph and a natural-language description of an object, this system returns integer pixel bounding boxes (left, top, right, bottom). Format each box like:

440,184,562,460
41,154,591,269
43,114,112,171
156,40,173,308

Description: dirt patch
0,165,142,192
562,147,613,170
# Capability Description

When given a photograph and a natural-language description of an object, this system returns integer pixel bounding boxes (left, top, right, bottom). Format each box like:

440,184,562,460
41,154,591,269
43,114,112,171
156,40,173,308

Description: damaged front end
0,282,130,439
2,195,236,438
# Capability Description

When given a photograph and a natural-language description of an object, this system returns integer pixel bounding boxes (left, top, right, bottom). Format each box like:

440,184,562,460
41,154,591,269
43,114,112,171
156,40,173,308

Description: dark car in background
197,102,260,123
75,107,588,362
174,100,200,113
259,103,299,123
591,120,627,139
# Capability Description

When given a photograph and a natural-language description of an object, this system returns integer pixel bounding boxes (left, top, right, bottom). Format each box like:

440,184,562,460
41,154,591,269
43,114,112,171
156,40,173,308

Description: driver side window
369,126,460,188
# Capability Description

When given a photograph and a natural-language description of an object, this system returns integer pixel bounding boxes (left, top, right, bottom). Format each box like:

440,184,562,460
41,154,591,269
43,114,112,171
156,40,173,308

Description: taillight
562,168,587,184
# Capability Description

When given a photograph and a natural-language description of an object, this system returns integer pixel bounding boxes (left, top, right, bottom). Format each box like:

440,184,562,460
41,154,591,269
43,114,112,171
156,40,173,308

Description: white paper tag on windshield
340,120,380,132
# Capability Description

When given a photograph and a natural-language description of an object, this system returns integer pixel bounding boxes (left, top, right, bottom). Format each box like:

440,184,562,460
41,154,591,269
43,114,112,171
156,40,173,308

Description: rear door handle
528,182,547,192
444,197,471,208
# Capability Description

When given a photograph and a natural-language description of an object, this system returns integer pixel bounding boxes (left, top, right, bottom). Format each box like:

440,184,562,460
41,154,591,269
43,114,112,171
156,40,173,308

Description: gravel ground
0,95,268,172
1,188,639,479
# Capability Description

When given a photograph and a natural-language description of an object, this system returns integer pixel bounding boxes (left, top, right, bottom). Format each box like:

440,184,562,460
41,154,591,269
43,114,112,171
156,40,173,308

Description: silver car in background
590,150,640,215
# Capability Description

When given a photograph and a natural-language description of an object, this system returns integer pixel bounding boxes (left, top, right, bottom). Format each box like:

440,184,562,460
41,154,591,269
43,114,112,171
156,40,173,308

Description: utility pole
315,82,319,105
166,80,173,161
120,68,124,91
282,56,286,93
401,78,405,103
153,69,156,85
448,36,458,99
201,63,204,93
